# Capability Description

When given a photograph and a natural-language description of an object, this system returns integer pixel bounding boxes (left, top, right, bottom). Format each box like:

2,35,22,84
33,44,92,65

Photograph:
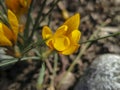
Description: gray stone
74,54,120,90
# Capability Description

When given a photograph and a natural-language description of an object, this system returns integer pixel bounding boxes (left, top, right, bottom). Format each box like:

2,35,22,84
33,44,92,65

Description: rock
74,54,120,90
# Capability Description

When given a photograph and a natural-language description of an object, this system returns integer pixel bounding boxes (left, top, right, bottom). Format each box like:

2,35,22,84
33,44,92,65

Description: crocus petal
0,34,12,46
8,10,19,43
0,23,12,46
53,36,70,51
60,44,79,55
69,30,81,43
63,13,80,34
46,38,54,49
19,0,31,7
61,30,81,55
54,25,68,36
19,0,27,7
42,26,53,39
5,0,19,13
2,24,14,42
5,0,31,16
19,0,32,16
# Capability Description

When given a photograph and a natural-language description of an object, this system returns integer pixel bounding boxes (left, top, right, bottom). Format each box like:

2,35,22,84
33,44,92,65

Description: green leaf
37,63,46,89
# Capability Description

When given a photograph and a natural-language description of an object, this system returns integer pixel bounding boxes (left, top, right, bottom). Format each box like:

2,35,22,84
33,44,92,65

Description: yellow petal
53,36,70,51
60,44,79,55
5,0,31,16
19,0,31,7
61,30,81,55
0,23,12,46
42,26,53,39
54,25,68,36
63,13,80,34
8,10,19,43
0,34,12,46
46,38,54,49
69,30,81,43
19,0,31,15
5,0,19,13
19,0,27,7
2,24,14,42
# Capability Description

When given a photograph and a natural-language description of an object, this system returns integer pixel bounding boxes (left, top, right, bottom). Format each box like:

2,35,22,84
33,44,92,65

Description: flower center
53,36,70,51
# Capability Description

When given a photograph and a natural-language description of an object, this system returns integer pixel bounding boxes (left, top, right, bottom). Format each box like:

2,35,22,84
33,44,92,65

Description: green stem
24,0,34,43
27,0,61,46
37,63,46,89
80,32,120,44
51,53,58,85
0,0,7,14
29,0,47,41
0,11,9,27
39,0,61,24
21,39,45,56
21,42,37,56
0,56,40,67
46,0,61,16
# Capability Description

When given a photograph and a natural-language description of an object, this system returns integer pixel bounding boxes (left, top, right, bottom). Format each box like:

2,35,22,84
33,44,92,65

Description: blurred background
0,0,120,90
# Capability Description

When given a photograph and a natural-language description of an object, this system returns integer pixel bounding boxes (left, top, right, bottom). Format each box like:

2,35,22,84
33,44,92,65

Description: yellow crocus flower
0,10,18,46
42,13,81,55
5,0,31,16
